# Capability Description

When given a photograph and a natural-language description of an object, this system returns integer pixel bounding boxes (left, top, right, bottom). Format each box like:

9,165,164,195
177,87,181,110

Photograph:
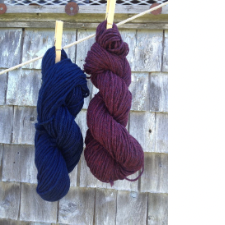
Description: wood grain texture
58,187,95,225
28,222,51,225
120,30,137,72
0,219,29,225
91,86,99,99
116,190,147,225
150,73,168,112
2,144,37,184
155,113,168,153
76,29,94,109
148,193,168,225
140,153,168,193
0,182,20,220
79,152,108,189
69,163,78,187
0,21,168,30
75,110,88,144
0,70,7,105
5,5,168,14
12,106,37,145
162,30,168,72
120,30,164,72
129,73,150,111
129,112,156,152
134,30,163,72
0,29,22,69
29,223,51,225
0,106,13,144
0,12,167,24
95,189,117,225
22,29,76,69
6,69,41,106
130,112,168,153
79,152,139,191
0,219,50,225
20,183,57,223
0,145,2,180
29,222,51,225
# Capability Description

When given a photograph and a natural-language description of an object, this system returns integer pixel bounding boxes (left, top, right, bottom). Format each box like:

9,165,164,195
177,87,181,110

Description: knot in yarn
84,21,144,184
35,47,89,201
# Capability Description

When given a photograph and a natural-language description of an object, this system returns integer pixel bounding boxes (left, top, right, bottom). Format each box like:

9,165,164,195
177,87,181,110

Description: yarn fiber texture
35,47,89,202
84,21,144,184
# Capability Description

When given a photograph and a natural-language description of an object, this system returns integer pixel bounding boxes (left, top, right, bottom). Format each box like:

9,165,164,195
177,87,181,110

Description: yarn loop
84,21,144,184
35,47,89,201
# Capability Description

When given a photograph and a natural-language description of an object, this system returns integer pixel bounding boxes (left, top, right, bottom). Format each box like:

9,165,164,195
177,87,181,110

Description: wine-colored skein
83,21,144,184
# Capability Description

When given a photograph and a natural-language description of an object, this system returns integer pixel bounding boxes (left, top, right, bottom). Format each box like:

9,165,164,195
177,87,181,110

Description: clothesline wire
0,2,168,76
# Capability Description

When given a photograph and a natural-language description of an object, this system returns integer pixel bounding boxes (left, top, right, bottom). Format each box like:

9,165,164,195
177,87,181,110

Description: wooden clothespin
55,20,64,63
106,0,116,29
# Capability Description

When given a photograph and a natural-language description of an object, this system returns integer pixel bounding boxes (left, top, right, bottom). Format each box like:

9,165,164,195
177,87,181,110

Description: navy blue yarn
35,46,89,202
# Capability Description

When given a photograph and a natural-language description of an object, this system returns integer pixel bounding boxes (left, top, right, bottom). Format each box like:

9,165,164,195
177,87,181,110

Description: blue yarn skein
35,46,89,202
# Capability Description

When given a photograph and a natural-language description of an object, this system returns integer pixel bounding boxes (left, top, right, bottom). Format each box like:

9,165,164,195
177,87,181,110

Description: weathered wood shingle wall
0,25,168,225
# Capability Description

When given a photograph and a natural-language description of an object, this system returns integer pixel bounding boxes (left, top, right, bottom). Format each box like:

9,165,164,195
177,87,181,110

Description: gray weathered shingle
140,153,168,193
120,30,137,72
0,70,7,105
129,73,150,111
116,190,147,225
12,106,37,145
76,29,95,109
130,112,168,153
95,189,117,225
0,145,3,180
7,69,41,106
2,144,37,184
0,144,4,181
0,106,13,144
0,182,20,220
69,163,78,187
155,113,168,153
22,29,76,69
58,187,95,224
129,111,156,152
75,110,88,145
20,183,57,223
0,29,23,68
162,30,168,72
121,30,163,72
76,29,95,70
150,73,168,112
148,193,168,225
134,30,163,72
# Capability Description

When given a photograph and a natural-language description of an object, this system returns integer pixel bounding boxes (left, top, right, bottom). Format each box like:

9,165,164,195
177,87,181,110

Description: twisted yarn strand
35,47,89,201
84,21,144,184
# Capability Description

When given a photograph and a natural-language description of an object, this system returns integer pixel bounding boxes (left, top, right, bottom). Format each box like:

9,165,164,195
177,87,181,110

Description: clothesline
0,1,168,76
